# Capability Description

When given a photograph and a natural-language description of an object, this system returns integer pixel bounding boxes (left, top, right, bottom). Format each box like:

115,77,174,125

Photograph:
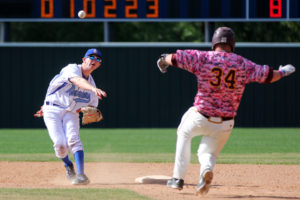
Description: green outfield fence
0,43,299,128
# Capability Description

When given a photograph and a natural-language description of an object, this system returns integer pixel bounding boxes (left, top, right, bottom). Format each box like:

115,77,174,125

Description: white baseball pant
43,105,83,158
173,107,234,180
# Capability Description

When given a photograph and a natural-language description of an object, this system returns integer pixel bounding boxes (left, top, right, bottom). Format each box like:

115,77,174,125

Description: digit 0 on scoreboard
41,0,54,18
83,0,96,18
69,0,96,18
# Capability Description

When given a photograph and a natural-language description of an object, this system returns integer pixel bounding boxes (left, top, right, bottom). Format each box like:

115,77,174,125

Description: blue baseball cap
84,48,102,59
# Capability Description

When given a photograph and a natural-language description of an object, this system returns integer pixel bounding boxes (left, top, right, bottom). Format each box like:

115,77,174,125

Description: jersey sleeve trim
171,54,178,67
264,67,274,84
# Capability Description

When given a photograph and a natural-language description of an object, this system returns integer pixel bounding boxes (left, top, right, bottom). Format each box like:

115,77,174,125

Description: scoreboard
0,0,300,21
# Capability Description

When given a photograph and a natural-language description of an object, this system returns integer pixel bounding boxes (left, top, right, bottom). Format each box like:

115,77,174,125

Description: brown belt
201,112,234,121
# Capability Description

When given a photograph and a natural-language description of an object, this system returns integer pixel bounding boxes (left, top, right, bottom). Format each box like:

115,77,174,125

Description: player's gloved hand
157,54,169,73
80,106,103,125
279,64,296,77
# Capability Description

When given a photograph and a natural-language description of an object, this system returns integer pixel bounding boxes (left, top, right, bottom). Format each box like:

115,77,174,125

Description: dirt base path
1,162,300,200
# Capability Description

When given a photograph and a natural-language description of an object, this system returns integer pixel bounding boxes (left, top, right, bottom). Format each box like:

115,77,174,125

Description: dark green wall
0,45,298,128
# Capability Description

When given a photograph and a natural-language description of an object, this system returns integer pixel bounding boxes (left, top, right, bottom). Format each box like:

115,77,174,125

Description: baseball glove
81,106,103,125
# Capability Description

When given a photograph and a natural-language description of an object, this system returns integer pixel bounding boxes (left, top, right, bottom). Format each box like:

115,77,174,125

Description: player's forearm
165,54,173,65
69,76,96,91
269,70,284,83
70,76,107,100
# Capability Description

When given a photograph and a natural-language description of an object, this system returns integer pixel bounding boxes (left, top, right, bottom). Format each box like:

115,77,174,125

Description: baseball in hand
78,10,86,19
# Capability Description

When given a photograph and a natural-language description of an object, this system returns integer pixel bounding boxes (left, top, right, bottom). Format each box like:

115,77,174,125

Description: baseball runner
157,27,296,195
34,48,106,185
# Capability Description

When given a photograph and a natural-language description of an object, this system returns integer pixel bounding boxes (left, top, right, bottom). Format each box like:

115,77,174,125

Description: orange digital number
270,0,282,18
41,0,54,18
146,0,158,18
104,0,117,18
70,0,75,18
83,0,96,18
125,0,138,18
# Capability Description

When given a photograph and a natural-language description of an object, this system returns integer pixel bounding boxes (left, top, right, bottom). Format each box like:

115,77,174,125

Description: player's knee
54,145,68,158
68,137,83,154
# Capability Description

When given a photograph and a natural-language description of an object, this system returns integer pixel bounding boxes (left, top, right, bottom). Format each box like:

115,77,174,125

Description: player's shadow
89,179,168,186
90,182,143,186
89,178,168,186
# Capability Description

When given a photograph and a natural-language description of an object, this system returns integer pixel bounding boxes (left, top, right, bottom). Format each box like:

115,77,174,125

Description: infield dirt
0,162,300,200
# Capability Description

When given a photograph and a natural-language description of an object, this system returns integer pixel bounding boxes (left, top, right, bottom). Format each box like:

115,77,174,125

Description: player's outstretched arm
69,76,107,100
270,64,296,83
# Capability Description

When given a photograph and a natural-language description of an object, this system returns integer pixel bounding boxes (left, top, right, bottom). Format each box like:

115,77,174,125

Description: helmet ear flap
212,27,235,51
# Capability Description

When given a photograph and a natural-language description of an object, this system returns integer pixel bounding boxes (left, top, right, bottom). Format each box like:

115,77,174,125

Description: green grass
0,128,299,164
223,128,300,154
0,188,152,200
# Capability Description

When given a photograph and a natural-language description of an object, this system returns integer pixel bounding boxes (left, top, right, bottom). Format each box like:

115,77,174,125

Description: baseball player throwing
34,48,107,185
157,27,295,195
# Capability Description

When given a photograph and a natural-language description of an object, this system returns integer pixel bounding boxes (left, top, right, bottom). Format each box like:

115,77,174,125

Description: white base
135,175,172,184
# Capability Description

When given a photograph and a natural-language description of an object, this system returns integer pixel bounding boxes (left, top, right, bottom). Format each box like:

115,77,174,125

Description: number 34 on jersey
209,67,237,89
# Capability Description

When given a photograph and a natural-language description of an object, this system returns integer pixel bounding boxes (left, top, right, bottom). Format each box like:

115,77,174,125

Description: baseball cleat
166,178,184,190
65,165,76,180
196,169,213,196
72,174,90,185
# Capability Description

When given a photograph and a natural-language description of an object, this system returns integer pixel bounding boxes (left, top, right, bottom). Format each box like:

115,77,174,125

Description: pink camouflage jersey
172,49,273,118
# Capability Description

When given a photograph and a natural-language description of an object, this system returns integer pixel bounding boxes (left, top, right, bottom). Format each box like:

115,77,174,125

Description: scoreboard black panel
0,0,299,21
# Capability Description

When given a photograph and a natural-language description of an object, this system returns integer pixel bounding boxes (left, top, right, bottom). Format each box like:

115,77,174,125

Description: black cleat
65,164,76,181
167,178,184,190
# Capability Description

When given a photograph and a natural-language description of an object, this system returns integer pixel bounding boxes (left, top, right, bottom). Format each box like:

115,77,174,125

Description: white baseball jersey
44,64,98,112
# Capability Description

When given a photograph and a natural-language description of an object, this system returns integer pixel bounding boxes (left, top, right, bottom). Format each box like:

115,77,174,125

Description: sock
61,155,73,167
74,150,84,175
